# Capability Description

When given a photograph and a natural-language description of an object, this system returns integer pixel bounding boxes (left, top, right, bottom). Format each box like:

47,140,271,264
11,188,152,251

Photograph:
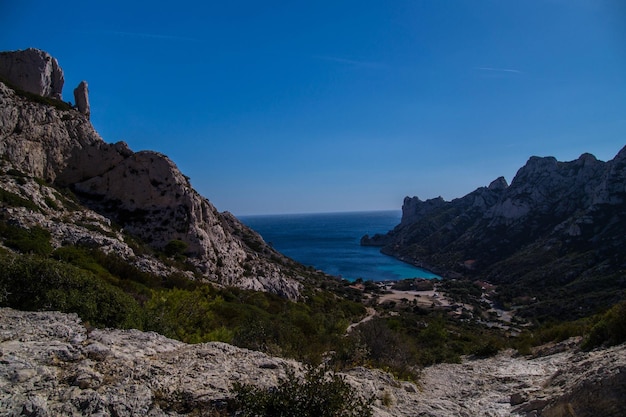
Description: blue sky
2,0,625,215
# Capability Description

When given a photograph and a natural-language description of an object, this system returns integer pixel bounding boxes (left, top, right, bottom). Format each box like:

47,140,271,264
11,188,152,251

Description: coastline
241,211,438,282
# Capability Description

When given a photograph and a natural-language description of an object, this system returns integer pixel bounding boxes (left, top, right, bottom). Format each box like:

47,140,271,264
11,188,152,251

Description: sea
240,210,438,282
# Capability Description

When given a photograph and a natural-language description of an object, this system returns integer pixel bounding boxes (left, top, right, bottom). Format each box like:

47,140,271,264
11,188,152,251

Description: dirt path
346,307,377,334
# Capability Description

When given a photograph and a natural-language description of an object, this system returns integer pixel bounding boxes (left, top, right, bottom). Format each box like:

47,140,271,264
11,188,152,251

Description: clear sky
2,1,625,215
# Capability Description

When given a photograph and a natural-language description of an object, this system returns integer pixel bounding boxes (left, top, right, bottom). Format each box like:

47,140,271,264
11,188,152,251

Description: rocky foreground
1,308,624,417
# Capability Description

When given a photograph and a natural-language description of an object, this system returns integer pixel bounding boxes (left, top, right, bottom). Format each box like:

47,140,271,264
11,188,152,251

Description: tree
164,239,188,257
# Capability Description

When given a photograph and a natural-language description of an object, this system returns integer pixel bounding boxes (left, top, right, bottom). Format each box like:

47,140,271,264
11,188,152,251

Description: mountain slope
0,55,307,299
364,149,626,320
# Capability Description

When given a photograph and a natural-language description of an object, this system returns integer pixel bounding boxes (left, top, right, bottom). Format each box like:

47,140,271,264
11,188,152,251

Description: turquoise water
240,211,438,282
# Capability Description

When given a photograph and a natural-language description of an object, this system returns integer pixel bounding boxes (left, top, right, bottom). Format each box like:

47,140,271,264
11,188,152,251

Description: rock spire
73,80,90,118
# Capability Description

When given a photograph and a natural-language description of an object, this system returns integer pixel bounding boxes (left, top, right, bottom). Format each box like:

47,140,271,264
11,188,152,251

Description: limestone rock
0,81,100,182
0,48,64,99
360,232,391,247
0,55,303,298
399,195,446,226
488,176,508,191
73,80,90,117
486,152,606,224
2,308,625,417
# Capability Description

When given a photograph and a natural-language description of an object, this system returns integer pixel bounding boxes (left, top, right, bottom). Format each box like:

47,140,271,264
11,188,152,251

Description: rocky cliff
0,48,64,100
2,308,625,417
0,49,303,299
364,149,626,320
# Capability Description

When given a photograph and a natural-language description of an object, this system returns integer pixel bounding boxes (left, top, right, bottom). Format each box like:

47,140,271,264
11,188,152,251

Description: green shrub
52,246,110,277
583,300,626,350
232,364,373,417
164,239,188,257
0,223,52,256
472,338,504,358
53,246,162,292
512,318,591,354
143,287,224,343
0,75,73,111
44,196,60,210
0,254,142,328
0,188,40,211
335,317,422,381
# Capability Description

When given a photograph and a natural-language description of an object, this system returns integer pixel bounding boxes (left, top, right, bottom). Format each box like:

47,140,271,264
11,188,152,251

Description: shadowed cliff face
367,147,626,320
0,76,302,299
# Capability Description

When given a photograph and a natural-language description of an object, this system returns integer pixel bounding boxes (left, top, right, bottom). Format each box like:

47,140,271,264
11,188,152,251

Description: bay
240,211,438,282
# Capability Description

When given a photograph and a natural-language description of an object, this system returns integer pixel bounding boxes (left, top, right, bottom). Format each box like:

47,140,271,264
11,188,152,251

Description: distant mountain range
363,147,626,320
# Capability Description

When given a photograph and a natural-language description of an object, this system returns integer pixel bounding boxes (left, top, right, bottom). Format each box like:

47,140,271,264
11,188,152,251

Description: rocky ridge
363,148,626,319
1,308,625,417
0,49,303,298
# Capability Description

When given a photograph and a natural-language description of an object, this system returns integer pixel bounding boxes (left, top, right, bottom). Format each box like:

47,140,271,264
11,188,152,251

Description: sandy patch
377,288,451,308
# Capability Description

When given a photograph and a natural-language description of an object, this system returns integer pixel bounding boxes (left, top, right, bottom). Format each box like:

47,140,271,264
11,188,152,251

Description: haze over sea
241,211,438,282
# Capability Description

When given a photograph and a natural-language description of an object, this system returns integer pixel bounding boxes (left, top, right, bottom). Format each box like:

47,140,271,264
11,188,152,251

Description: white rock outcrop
0,81,100,182
1,308,625,417
0,48,64,99
73,80,90,117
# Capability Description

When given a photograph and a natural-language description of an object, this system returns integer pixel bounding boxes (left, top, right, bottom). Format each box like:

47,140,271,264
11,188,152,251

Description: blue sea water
240,211,438,282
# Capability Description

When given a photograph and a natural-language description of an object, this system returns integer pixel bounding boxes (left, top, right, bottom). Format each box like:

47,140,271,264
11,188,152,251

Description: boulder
0,48,64,99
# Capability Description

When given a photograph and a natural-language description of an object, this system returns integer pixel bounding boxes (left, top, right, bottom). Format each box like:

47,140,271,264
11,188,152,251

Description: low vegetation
0,75,73,111
232,364,373,417
582,300,626,350
0,241,365,363
0,255,141,328
0,223,52,256
0,188,41,212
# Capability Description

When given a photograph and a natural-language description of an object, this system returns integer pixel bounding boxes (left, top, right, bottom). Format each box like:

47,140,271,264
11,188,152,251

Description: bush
0,223,52,256
583,300,626,350
0,254,142,328
0,188,40,211
164,239,188,257
143,287,223,343
232,364,373,417
0,76,73,111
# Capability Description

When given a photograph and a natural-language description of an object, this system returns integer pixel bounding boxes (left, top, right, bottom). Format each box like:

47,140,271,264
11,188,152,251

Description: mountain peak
488,176,508,191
